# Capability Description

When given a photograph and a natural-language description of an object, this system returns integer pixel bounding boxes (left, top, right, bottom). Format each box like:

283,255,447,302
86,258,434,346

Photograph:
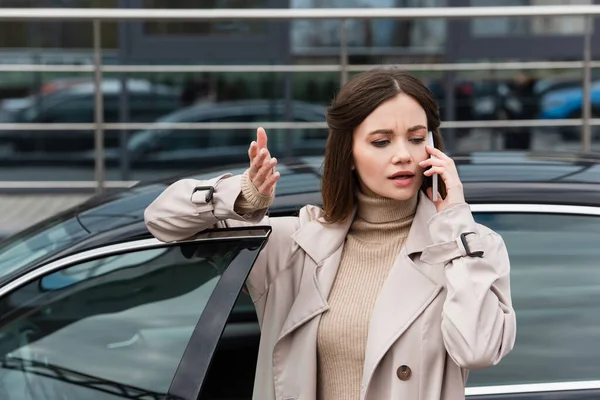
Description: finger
425,145,451,161
248,141,258,161
250,148,269,178
424,166,460,189
259,170,280,195
419,157,446,168
423,165,446,177
254,156,277,184
257,127,268,151
426,187,443,203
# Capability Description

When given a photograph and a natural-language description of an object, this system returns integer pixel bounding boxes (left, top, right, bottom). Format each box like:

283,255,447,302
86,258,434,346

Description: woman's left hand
419,145,466,212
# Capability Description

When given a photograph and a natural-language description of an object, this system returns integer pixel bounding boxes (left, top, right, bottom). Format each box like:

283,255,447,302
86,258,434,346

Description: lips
388,171,414,179
388,171,415,187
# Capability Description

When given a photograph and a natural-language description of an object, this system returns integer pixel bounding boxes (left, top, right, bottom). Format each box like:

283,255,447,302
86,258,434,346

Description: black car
0,78,181,157
0,151,600,399
109,99,328,169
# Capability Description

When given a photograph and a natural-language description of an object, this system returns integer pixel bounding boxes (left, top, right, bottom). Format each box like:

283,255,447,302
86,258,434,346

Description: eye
409,138,426,144
372,140,390,148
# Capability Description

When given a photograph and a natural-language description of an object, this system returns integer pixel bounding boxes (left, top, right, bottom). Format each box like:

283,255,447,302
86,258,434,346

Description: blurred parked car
0,78,89,122
0,78,181,156
539,79,600,140
102,99,328,169
427,79,475,122
472,76,582,123
0,151,600,399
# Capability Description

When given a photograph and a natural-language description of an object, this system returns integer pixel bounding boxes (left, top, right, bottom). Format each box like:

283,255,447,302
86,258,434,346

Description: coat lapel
272,211,354,400
362,192,444,391
277,210,355,342
274,192,446,395
404,191,436,256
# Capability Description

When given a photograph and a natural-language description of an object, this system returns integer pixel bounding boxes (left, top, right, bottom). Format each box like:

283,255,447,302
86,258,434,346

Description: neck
350,190,418,242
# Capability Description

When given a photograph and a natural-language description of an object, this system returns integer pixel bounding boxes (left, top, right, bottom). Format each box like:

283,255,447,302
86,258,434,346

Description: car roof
61,78,180,96
1,151,600,280
155,99,327,124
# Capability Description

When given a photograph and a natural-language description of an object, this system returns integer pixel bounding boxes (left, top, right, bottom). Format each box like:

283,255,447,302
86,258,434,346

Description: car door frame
466,203,600,400
0,225,271,400
466,381,600,399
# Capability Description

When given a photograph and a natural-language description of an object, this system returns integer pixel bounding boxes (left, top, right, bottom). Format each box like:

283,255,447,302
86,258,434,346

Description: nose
391,142,411,164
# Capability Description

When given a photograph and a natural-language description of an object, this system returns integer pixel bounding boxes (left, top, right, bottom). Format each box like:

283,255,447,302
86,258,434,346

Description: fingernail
274,171,280,177
260,149,266,155
250,141,256,147
271,157,277,164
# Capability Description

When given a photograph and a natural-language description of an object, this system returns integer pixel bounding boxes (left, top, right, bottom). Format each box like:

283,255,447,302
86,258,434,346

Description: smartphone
427,131,438,202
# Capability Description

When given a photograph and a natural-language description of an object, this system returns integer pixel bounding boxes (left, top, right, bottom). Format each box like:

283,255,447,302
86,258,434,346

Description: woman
144,68,516,400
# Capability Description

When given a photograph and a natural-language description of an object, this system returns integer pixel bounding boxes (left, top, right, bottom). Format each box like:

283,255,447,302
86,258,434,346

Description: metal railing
0,5,599,193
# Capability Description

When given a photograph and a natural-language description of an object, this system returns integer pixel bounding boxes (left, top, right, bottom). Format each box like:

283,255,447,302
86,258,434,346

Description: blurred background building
0,0,598,236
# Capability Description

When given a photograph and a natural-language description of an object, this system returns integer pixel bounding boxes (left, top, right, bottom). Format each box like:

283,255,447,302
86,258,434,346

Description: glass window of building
0,0,119,49
471,0,593,37
141,0,268,36
291,0,447,55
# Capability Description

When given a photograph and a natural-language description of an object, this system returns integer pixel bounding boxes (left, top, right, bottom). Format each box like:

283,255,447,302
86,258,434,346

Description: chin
361,179,421,200
376,185,420,201
386,189,419,201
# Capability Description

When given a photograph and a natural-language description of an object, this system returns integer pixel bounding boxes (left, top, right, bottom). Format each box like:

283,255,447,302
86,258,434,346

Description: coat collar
290,206,355,265
404,190,437,256
292,190,437,263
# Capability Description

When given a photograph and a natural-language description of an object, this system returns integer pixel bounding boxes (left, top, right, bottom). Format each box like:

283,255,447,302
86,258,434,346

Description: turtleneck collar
349,189,418,243
355,189,418,224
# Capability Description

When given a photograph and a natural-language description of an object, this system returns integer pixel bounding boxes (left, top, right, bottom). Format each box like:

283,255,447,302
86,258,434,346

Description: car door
0,227,269,400
193,204,600,400
465,204,600,400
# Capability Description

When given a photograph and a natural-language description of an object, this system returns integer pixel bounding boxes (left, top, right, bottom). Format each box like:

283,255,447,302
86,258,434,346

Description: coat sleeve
420,203,517,370
144,171,300,301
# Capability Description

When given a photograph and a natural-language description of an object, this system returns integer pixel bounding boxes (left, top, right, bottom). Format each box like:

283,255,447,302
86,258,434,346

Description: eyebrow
367,125,427,136
407,125,427,133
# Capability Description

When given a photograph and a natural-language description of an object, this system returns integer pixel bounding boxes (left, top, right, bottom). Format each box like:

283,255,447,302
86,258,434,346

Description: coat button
396,365,412,381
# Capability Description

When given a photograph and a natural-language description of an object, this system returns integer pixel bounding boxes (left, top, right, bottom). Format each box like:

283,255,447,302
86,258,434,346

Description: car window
133,115,255,155
0,238,261,400
0,215,87,281
33,96,94,123
200,290,258,400
104,94,180,123
468,212,600,388
259,107,327,155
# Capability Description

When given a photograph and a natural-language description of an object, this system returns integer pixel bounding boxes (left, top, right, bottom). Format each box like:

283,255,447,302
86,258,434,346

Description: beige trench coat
144,173,517,400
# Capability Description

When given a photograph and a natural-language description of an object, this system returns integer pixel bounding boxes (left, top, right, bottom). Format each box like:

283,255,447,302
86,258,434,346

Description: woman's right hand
248,127,280,196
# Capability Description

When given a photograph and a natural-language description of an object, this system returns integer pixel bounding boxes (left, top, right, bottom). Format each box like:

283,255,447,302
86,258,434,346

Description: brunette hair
321,68,445,223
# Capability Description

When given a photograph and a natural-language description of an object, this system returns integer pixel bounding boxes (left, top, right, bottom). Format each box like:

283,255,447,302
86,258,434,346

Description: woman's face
352,93,429,200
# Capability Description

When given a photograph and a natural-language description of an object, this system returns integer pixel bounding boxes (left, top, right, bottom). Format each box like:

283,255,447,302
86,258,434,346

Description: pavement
1,128,599,240
0,194,92,239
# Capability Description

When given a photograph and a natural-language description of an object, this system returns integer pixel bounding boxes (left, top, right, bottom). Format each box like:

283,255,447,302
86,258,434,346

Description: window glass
0,0,119,49
142,0,267,36
0,217,87,281
0,239,253,399
471,0,593,37
467,212,600,386
19,95,93,123
291,0,446,55
43,99,94,123
200,290,258,399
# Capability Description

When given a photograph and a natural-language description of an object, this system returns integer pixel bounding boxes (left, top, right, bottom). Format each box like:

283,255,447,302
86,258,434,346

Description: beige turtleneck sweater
234,173,418,400
316,190,417,400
